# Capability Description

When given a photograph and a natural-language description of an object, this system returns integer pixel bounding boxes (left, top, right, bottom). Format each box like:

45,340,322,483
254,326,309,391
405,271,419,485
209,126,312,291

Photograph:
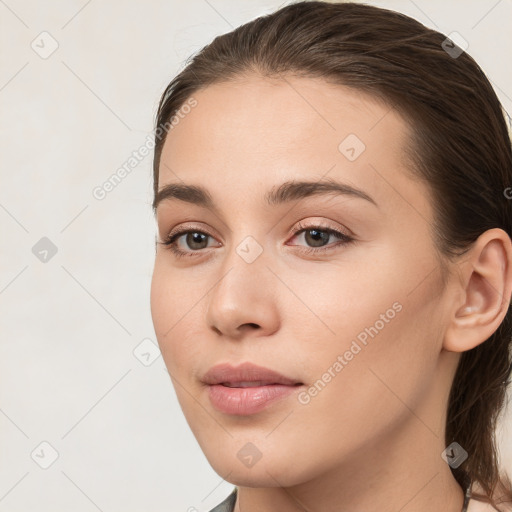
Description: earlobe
443,228,512,353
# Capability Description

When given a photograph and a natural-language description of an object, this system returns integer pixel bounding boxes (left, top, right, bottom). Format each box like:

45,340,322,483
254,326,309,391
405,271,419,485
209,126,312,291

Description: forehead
161,73,406,158
157,74,427,217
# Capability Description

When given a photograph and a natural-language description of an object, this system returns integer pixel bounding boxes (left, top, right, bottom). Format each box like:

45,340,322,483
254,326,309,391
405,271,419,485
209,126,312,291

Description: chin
203,445,309,488
211,464,295,488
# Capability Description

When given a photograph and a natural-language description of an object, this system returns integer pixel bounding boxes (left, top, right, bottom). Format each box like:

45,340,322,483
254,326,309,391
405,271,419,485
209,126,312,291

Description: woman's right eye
160,229,218,259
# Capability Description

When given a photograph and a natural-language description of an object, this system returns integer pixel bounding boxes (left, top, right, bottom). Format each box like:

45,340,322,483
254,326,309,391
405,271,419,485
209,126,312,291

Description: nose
205,239,280,340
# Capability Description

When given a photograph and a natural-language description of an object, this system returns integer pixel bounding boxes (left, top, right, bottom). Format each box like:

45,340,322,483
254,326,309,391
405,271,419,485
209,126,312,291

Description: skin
150,74,512,512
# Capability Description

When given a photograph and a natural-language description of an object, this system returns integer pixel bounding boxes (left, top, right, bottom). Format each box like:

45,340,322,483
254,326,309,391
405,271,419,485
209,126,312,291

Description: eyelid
165,221,218,241
290,217,354,237
162,216,351,239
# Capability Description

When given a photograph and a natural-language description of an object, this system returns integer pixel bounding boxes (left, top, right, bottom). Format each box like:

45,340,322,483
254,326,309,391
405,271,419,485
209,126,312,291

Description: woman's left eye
288,222,355,255
159,222,355,259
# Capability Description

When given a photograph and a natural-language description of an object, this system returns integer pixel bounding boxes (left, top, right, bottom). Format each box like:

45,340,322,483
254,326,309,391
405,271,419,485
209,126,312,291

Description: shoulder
207,487,237,512
468,499,512,512
468,481,512,512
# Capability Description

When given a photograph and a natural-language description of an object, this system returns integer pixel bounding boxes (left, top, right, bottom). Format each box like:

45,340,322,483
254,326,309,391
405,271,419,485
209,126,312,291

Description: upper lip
202,362,303,386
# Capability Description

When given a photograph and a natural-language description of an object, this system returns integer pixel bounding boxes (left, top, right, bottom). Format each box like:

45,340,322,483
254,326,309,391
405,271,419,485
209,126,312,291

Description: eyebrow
152,177,378,212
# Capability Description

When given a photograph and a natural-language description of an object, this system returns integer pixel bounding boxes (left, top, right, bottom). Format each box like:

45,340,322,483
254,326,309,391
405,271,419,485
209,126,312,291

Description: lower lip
207,383,300,415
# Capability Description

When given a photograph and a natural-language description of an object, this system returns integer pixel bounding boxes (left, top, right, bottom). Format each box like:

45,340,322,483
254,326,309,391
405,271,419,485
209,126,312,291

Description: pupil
306,229,328,247
188,232,206,249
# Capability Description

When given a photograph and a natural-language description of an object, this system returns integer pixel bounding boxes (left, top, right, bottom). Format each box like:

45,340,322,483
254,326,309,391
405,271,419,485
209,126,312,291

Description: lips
222,381,281,388
202,362,303,387
202,362,304,415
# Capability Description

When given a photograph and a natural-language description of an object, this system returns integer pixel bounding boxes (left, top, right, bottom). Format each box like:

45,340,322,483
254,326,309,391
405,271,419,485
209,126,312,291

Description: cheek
282,253,403,351
287,244,443,404
150,260,173,340
280,279,442,471
150,260,202,372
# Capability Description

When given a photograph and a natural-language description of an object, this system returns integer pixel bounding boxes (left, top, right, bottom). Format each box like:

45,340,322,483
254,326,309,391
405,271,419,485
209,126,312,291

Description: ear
443,228,512,353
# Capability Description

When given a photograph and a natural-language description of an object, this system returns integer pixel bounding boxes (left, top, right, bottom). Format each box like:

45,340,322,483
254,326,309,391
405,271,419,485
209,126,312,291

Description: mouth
202,362,304,415
219,381,304,388
207,382,303,415
202,361,303,387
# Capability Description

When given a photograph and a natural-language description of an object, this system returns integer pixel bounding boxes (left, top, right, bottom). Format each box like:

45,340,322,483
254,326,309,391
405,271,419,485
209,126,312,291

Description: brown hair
152,1,512,509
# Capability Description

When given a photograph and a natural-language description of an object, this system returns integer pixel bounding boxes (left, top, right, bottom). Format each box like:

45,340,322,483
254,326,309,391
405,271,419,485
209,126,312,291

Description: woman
149,2,512,511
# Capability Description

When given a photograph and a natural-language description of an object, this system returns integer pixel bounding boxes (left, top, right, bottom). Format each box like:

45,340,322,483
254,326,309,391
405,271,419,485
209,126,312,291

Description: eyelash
159,221,355,259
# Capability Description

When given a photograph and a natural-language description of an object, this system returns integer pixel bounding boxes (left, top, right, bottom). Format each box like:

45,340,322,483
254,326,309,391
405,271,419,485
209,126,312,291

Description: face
150,74,458,487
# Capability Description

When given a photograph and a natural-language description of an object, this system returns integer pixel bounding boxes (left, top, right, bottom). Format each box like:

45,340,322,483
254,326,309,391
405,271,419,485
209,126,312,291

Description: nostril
246,323,259,329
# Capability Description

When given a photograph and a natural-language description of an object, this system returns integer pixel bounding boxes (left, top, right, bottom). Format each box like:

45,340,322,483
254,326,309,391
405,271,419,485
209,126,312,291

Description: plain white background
1,0,511,510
